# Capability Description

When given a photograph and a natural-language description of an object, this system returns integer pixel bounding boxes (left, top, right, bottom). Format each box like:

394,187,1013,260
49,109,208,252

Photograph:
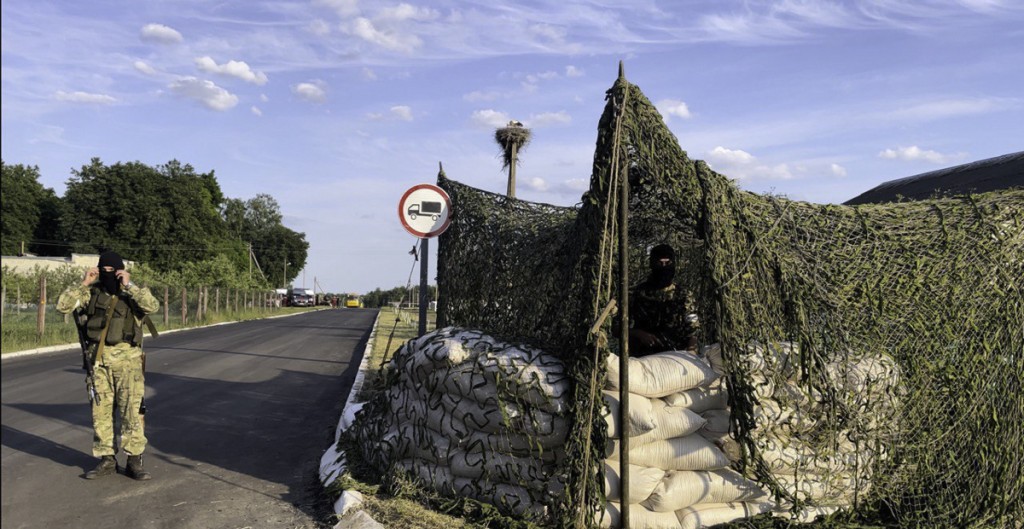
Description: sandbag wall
600,349,775,529
353,327,572,519
600,343,899,529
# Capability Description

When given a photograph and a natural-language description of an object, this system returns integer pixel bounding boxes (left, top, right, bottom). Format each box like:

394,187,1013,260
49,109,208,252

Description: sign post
398,184,452,337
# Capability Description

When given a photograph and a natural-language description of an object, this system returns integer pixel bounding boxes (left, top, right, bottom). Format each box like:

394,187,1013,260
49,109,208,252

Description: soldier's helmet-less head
98,251,125,295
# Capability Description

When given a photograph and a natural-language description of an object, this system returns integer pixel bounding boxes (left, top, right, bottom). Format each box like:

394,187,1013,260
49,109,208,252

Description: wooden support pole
618,162,631,528
37,274,47,338
164,287,169,327
181,287,187,325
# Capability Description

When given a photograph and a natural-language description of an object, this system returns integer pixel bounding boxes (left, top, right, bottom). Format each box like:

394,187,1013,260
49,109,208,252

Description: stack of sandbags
358,327,571,518
600,350,775,529
705,342,899,509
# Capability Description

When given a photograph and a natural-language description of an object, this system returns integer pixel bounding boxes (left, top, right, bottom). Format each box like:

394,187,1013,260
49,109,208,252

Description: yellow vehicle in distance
345,294,363,308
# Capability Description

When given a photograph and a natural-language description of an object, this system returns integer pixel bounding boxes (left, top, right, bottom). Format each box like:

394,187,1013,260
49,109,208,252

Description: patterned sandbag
640,469,768,513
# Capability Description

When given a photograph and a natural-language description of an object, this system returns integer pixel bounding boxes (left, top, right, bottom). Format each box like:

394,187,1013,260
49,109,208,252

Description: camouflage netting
346,70,1023,528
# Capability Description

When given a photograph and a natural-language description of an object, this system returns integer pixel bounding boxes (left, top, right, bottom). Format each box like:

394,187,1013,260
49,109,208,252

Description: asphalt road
1,308,378,529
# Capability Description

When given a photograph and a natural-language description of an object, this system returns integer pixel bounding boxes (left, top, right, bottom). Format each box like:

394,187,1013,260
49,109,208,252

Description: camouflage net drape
355,71,1023,528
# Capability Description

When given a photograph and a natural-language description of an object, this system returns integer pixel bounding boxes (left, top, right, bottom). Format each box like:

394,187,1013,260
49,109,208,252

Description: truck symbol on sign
408,201,442,221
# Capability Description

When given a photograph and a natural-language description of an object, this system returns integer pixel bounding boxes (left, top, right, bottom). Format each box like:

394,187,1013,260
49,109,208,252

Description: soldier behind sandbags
57,251,159,481
623,244,698,356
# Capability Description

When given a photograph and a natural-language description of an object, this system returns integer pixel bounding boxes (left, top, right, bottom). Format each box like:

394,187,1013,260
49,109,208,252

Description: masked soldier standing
57,251,159,480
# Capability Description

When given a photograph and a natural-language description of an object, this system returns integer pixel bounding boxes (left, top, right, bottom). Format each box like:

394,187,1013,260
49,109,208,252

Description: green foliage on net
433,69,1022,529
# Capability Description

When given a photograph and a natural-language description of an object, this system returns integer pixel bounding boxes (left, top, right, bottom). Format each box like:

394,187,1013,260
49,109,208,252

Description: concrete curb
1,308,328,361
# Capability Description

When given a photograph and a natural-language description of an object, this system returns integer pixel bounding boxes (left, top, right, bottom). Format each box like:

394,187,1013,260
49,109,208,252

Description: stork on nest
494,121,532,198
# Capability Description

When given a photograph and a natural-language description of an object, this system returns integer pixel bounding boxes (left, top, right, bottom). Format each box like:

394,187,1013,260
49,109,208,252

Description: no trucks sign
398,183,451,238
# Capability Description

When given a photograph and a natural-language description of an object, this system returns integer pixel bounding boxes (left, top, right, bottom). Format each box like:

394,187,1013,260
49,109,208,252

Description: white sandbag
603,460,666,504
452,477,548,518
677,502,774,529
643,399,707,444
701,343,726,376
600,501,686,529
618,435,730,471
662,383,727,413
607,351,719,398
641,469,767,512
700,409,730,434
604,390,657,438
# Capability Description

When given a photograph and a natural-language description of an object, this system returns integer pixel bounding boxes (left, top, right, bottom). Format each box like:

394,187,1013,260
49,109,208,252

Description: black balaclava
646,244,676,289
97,251,125,295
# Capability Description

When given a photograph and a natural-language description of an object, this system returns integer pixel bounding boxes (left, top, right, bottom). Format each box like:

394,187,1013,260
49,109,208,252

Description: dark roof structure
844,151,1024,205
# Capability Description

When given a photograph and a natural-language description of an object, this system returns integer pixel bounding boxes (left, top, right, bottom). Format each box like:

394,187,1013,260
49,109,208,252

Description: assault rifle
72,308,97,404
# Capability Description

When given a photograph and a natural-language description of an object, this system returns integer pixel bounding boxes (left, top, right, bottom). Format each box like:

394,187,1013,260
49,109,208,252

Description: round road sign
398,184,451,238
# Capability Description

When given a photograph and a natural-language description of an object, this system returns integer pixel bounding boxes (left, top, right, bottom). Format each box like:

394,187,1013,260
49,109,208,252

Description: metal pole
618,162,631,528
37,274,46,338
418,237,428,337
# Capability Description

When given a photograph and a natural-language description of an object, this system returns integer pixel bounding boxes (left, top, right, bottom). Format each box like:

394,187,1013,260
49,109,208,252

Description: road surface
1,308,378,529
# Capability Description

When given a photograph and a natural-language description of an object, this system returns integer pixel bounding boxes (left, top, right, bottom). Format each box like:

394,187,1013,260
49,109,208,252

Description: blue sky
3,0,1022,293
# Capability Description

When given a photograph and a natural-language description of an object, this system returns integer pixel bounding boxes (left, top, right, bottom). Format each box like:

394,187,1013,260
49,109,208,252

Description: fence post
164,286,169,327
203,286,209,318
37,274,46,338
17,285,21,314
216,287,220,313
2,285,6,322
181,287,187,326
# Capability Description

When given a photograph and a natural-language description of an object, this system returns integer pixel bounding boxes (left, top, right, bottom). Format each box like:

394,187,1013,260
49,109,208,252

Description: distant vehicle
345,294,362,308
287,287,315,307
407,201,442,221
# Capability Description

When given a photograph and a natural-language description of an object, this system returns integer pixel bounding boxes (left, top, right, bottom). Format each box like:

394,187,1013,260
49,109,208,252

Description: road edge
0,308,329,361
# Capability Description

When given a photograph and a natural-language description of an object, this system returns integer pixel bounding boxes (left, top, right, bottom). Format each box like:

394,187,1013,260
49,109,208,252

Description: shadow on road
0,424,94,473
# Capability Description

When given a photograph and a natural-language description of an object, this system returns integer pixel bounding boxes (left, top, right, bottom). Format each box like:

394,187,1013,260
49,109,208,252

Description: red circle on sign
398,184,452,238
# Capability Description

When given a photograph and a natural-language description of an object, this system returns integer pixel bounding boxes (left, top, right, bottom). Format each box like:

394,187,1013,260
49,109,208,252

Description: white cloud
562,178,589,192
195,56,268,85
140,23,183,44
251,106,263,117
527,111,571,127
525,177,549,192
464,90,500,102
708,146,755,165
529,23,567,41
361,67,378,81
830,163,847,177
346,17,422,53
657,99,692,120
133,61,158,76
293,81,327,103
470,109,510,128
705,146,795,180
260,94,269,103
309,19,331,36
314,0,359,17
169,77,238,111
54,91,117,105
377,3,439,22
878,146,963,164
565,65,584,77
390,105,413,121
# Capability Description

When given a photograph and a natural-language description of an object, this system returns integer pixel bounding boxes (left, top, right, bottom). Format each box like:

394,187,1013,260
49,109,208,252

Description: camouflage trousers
91,352,147,457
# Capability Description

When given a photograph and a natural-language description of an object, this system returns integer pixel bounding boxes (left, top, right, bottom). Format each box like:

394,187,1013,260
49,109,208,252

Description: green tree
60,158,237,270
1,161,62,255
222,193,308,288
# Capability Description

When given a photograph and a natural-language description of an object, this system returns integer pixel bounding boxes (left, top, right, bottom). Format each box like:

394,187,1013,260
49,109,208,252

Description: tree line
1,158,308,289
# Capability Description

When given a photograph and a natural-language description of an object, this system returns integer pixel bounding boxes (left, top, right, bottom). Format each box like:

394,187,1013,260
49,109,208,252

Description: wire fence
1,273,291,354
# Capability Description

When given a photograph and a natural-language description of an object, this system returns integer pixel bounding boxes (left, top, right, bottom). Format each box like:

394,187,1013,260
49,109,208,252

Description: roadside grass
1,306,320,355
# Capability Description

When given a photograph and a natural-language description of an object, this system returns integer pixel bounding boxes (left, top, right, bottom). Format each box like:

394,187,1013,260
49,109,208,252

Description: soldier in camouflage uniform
626,244,697,356
57,251,159,480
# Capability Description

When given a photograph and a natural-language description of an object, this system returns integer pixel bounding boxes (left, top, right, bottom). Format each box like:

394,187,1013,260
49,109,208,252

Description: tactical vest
85,287,143,346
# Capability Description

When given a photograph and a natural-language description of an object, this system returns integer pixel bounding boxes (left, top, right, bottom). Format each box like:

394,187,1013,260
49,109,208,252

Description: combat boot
125,455,152,481
84,455,118,479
